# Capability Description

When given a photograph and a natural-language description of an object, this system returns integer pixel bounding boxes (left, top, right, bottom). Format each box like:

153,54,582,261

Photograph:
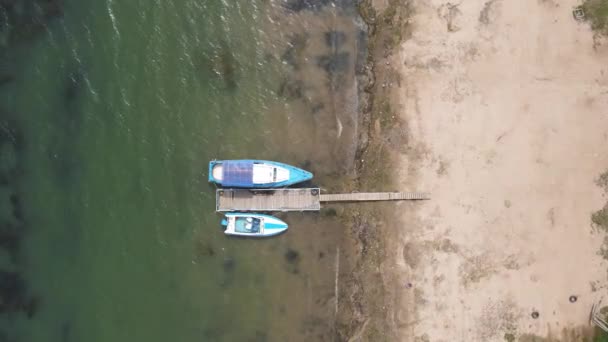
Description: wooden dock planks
215,188,430,212
216,188,321,212
319,192,430,202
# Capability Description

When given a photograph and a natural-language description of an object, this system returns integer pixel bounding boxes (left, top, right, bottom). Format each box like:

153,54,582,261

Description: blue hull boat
221,213,288,237
208,160,312,188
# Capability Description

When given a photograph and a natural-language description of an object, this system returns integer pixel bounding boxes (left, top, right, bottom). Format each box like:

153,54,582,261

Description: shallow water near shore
0,0,365,341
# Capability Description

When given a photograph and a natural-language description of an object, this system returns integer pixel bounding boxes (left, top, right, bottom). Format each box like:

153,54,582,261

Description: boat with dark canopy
208,160,312,188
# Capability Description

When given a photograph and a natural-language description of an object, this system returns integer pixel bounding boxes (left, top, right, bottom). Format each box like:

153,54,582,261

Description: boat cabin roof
222,161,254,187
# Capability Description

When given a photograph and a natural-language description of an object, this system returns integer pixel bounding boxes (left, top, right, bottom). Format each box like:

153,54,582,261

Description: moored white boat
208,160,312,188
221,212,288,237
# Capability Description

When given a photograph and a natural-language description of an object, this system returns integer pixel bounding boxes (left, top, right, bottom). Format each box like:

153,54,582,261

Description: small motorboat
221,213,288,237
208,160,312,188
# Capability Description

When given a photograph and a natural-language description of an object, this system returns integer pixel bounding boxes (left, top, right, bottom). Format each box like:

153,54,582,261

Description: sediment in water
0,0,68,331
334,0,413,340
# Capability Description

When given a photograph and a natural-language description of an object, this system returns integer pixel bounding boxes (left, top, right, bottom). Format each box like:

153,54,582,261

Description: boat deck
215,188,429,212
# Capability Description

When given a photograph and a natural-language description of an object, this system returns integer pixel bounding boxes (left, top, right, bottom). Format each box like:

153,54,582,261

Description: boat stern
208,160,219,183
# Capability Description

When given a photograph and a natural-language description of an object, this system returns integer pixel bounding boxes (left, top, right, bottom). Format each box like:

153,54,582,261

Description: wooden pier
320,192,430,202
216,188,429,212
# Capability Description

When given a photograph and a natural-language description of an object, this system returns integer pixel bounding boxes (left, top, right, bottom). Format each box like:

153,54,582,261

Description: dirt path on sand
385,0,608,341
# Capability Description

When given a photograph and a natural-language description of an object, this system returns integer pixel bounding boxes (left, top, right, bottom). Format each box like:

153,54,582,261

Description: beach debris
405,282,413,289
573,6,585,21
591,301,608,333
569,295,578,303
479,0,499,25
346,318,370,342
531,311,539,319
335,115,343,138
438,2,462,32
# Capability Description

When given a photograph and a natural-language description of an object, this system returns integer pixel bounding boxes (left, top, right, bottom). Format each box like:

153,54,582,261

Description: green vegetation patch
595,329,608,342
504,332,516,342
592,204,608,231
597,170,608,193
582,0,608,35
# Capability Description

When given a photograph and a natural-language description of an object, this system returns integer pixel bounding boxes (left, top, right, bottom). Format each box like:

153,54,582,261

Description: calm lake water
0,0,366,341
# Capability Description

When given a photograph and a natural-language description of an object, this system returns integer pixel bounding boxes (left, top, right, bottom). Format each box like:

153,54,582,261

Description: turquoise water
0,0,366,341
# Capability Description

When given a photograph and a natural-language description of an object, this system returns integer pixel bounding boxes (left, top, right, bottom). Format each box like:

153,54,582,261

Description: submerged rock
9,193,23,222
3,0,64,45
50,152,80,187
60,321,71,342
324,30,347,48
281,33,308,69
23,295,39,318
213,41,239,91
0,74,14,87
202,326,225,340
0,223,21,262
0,119,24,151
0,270,31,315
284,249,300,274
310,102,324,114
194,240,215,258
251,330,268,342
222,257,235,272
64,70,85,103
316,52,350,74
277,77,304,100
284,248,299,264
220,258,236,288
0,119,24,186
283,0,329,12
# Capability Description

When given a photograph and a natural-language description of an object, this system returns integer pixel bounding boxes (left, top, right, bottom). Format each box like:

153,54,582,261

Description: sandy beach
361,0,608,340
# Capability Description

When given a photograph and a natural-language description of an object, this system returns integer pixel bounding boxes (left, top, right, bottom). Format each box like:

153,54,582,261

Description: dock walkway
215,188,429,212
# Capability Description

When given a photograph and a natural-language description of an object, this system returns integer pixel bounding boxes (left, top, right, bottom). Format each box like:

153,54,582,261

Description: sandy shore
366,0,608,341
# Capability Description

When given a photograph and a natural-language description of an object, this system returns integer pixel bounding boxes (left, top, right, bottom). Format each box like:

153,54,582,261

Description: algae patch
582,0,608,35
